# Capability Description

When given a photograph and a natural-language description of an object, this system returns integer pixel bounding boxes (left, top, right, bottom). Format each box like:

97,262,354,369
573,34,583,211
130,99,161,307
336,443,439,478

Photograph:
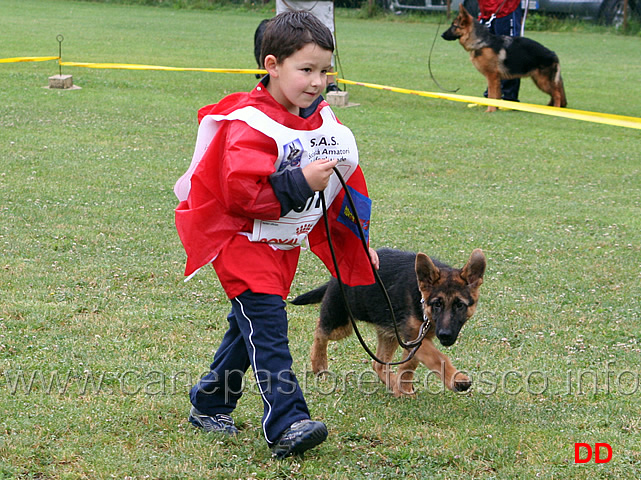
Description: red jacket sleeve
215,120,282,220
175,120,283,277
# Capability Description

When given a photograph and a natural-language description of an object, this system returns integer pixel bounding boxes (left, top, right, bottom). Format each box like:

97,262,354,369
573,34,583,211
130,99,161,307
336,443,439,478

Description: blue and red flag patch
337,185,372,242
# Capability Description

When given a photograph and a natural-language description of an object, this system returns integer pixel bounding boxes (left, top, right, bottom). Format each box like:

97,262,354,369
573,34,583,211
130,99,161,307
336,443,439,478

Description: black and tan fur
291,248,486,397
442,5,567,112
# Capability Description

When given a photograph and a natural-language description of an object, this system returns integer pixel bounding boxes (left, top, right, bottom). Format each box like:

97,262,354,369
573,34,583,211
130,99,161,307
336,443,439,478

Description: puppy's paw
310,352,328,376
453,377,472,392
392,387,417,399
314,368,332,379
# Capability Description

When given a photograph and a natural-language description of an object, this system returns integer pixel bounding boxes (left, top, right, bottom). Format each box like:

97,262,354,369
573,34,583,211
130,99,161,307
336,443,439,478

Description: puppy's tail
290,283,329,305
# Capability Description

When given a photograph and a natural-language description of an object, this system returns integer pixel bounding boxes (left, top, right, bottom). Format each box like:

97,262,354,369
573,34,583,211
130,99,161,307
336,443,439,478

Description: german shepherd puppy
291,248,486,397
442,5,567,112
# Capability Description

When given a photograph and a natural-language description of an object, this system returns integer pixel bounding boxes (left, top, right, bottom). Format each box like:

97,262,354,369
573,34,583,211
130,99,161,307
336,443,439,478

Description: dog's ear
461,249,486,289
416,253,440,289
459,4,472,23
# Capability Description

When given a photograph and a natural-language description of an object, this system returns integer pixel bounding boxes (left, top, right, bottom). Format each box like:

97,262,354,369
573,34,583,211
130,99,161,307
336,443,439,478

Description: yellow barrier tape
59,61,337,75
60,61,267,75
0,56,59,63
338,78,641,131
2,55,636,129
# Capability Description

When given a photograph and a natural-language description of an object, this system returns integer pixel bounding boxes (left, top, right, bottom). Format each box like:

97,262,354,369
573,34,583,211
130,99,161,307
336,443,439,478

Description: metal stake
57,34,64,76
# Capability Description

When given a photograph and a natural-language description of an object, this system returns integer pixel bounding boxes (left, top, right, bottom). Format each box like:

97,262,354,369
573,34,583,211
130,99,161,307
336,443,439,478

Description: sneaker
188,406,239,435
271,419,328,458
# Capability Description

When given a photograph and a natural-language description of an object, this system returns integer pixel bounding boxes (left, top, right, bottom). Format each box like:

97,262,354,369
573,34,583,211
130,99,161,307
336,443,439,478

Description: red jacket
175,82,374,298
478,0,521,19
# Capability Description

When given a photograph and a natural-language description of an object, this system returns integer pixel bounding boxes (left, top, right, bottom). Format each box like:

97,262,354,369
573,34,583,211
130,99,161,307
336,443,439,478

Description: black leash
318,167,431,366
428,14,460,94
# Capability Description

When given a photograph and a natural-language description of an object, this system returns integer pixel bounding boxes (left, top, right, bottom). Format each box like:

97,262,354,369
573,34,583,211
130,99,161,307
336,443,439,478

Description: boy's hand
302,159,338,192
368,247,380,270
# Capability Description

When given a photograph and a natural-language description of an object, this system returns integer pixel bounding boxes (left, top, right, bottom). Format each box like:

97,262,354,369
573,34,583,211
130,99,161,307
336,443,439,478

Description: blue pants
481,9,523,102
190,290,310,446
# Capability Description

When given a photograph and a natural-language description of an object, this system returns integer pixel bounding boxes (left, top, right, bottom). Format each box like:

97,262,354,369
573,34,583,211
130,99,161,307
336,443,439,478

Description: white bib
175,105,359,250
246,106,358,248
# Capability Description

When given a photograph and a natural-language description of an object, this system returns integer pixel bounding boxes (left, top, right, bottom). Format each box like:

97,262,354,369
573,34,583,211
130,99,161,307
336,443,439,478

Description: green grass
2,0,641,478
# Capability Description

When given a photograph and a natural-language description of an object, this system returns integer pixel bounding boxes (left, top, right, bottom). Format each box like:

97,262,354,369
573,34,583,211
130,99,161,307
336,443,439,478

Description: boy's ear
263,54,279,77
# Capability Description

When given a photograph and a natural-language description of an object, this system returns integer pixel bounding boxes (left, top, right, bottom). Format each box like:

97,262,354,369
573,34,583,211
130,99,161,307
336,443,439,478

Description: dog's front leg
394,354,420,398
415,340,472,392
485,73,501,113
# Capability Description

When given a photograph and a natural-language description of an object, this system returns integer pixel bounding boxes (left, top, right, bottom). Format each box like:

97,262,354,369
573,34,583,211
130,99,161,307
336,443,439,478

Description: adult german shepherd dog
442,5,567,112
291,248,486,397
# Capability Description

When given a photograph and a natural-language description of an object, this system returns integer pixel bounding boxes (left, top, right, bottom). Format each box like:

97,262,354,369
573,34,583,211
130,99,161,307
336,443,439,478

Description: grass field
1,0,641,478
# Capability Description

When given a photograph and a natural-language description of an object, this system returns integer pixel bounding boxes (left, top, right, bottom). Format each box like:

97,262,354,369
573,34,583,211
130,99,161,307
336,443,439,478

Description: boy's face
265,43,333,115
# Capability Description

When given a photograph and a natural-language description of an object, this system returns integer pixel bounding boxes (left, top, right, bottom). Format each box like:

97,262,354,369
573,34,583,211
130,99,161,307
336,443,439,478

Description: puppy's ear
461,249,486,289
416,253,440,289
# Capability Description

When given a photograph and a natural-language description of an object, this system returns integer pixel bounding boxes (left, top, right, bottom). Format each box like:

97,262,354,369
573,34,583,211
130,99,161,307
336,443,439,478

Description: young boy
174,11,378,458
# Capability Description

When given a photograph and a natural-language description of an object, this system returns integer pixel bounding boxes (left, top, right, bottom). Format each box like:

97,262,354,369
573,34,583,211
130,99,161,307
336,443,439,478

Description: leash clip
485,14,496,29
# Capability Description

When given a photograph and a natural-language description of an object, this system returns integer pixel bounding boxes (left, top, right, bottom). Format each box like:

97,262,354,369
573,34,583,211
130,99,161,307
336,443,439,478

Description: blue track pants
190,290,310,445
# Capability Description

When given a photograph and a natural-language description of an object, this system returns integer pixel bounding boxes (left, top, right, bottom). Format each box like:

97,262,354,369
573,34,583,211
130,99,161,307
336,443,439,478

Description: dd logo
574,443,613,464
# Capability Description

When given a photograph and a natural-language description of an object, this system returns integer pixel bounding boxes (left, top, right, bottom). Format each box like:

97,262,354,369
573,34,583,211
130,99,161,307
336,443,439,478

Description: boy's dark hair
260,11,334,67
